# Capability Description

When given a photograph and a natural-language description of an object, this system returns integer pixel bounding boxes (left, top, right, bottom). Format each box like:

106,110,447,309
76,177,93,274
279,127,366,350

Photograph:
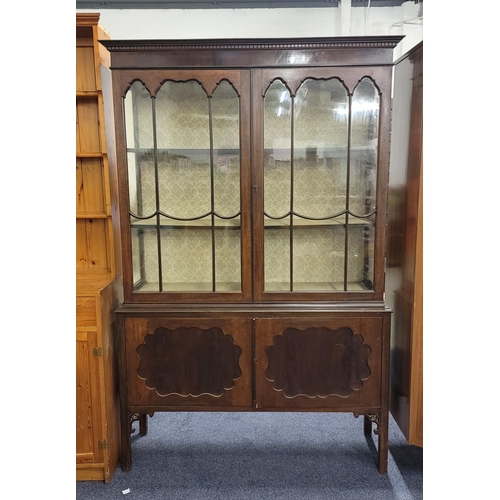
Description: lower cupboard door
124,316,252,408
254,317,383,410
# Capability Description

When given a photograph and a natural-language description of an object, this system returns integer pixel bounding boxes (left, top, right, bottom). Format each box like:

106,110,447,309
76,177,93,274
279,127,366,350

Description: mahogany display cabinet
101,35,403,474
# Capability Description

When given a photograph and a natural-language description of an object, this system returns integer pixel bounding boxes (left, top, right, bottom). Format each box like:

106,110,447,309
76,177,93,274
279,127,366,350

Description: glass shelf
264,282,370,292
134,281,242,293
130,217,241,229
129,216,373,230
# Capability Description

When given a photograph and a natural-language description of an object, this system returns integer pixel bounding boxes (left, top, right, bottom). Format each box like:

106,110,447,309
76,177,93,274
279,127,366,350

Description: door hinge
93,347,103,357
98,439,107,450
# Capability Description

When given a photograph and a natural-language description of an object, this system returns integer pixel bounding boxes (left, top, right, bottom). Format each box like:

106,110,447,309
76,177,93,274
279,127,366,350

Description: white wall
76,1,422,59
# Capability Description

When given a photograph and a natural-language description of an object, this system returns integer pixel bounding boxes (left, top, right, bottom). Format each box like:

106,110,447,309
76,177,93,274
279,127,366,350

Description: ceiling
76,0,420,9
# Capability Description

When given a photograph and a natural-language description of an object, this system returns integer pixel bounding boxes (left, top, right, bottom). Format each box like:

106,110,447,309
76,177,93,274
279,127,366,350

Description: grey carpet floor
76,412,422,499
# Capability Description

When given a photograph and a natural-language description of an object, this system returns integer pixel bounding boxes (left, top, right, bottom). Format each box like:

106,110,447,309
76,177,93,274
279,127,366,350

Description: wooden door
76,330,104,467
254,316,384,411
122,316,253,410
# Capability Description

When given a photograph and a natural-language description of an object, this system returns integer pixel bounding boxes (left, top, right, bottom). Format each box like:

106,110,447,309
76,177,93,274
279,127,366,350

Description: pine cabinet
76,278,122,482
76,13,122,483
102,36,403,474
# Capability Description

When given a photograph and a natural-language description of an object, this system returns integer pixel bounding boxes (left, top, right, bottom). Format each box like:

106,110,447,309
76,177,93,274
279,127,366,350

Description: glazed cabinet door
114,69,252,303
121,316,253,410
254,316,384,411
252,67,392,302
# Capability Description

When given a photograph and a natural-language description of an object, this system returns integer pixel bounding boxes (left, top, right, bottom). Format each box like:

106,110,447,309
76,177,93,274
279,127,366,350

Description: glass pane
264,81,291,292
350,78,379,215
264,217,290,291
293,223,345,291
130,218,158,292
264,80,291,218
212,80,241,218
215,216,241,292
156,81,211,218
160,215,212,292
131,220,146,289
124,81,153,218
156,150,211,219
346,218,375,291
294,79,349,218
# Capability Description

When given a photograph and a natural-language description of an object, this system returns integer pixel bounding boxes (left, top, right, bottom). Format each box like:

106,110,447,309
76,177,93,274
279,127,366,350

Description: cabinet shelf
133,281,369,293
264,145,377,157
77,152,104,159
136,281,241,292
77,91,100,98
265,281,369,292
77,212,109,219
130,218,240,229
130,146,375,159
130,216,372,230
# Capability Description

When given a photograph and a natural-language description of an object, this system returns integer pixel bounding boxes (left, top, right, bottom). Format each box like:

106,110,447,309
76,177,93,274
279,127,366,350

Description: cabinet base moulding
76,464,108,483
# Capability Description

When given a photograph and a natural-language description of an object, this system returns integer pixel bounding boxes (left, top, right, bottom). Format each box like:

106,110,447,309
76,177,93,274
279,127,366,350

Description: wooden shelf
77,91,100,98
77,212,109,219
76,153,105,158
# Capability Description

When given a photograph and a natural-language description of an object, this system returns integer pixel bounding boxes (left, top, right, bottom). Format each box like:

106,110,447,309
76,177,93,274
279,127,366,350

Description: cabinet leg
363,414,372,436
139,413,148,436
377,409,389,474
364,412,388,474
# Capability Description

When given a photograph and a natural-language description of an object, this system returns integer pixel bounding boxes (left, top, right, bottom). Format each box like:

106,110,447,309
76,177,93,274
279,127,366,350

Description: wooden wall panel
76,219,110,272
76,296,97,327
76,219,89,270
76,100,101,153
76,158,105,214
76,46,96,91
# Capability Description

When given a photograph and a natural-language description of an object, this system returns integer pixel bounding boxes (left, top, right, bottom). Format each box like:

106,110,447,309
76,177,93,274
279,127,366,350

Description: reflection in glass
346,220,375,291
124,81,153,218
131,219,146,288
213,80,241,218
350,78,379,216
264,80,291,218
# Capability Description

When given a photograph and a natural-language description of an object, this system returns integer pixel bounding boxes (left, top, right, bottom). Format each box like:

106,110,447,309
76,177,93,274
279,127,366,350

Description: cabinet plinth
103,35,403,474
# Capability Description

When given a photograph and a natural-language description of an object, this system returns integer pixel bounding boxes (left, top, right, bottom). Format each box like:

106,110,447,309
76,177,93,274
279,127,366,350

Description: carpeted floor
76,412,422,499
